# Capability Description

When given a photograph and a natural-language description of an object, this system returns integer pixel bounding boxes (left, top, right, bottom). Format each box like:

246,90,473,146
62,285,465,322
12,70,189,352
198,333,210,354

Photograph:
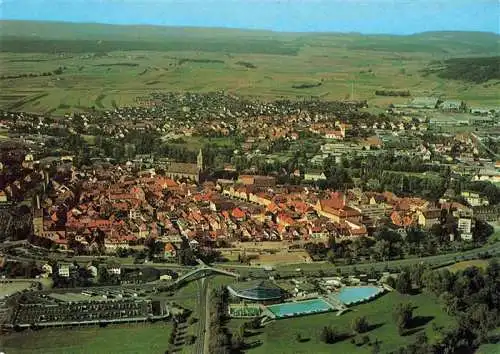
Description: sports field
0,322,173,354
1,21,498,115
228,291,455,354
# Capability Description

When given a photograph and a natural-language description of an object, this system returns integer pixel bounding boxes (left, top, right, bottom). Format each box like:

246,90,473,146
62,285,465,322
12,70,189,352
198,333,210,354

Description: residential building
458,217,473,241
58,264,71,278
303,171,327,182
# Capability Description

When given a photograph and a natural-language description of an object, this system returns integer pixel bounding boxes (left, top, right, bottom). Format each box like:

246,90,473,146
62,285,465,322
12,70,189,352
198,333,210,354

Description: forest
424,56,500,83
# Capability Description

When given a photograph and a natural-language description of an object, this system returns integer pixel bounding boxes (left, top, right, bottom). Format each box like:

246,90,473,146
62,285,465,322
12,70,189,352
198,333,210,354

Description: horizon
1,0,499,35
1,18,499,37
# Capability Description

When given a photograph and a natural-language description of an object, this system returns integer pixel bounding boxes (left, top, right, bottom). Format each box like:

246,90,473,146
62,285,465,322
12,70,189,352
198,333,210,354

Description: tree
231,332,244,351
319,325,339,344
393,302,413,335
395,269,412,294
238,323,246,339
371,339,381,354
440,291,461,315
295,333,302,342
383,276,396,290
352,316,369,334
373,240,391,261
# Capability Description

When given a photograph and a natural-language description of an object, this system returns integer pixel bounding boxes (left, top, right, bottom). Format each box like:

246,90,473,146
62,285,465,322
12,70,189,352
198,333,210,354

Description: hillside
424,56,500,84
1,20,499,56
0,20,499,114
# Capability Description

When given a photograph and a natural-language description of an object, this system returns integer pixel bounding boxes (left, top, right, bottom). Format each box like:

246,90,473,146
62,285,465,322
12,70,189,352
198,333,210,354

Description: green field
444,259,491,272
1,21,499,115
229,292,455,354
0,322,173,354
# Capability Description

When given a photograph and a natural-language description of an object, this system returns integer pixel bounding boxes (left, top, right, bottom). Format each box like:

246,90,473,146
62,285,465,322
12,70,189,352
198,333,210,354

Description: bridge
173,265,240,286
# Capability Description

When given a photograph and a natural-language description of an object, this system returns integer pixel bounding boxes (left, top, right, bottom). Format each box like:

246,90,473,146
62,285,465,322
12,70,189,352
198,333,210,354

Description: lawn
174,279,200,310
0,322,173,354
228,291,455,354
444,259,491,272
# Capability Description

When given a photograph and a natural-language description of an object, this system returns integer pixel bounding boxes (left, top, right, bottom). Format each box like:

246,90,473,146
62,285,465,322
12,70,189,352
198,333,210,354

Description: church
163,149,204,182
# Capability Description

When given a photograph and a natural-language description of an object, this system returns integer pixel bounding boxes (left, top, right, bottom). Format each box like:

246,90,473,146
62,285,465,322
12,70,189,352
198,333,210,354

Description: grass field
1,21,499,115
228,291,455,354
0,322,173,354
0,281,33,298
444,259,491,272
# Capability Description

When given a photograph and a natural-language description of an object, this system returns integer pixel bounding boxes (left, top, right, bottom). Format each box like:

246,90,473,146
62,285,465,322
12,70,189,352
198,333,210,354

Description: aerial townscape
0,1,499,354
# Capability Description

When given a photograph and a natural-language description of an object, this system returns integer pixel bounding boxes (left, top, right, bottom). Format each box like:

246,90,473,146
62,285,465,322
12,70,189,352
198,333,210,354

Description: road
472,132,500,159
193,277,209,354
5,239,500,282
216,242,500,276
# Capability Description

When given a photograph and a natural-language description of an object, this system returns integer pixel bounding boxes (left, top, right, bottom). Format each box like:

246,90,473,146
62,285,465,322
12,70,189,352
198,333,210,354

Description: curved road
6,241,500,277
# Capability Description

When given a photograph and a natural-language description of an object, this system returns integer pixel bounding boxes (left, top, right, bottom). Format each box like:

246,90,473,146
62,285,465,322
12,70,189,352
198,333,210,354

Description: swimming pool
334,286,384,305
266,298,334,318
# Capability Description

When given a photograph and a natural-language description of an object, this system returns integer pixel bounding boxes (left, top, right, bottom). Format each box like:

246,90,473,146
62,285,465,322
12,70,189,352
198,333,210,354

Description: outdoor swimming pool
334,286,384,306
266,298,334,318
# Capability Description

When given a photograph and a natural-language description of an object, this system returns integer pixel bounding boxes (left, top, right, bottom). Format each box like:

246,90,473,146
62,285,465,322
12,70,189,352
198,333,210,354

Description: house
164,243,177,259
361,136,383,150
325,130,344,140
316,193,362,223
417,208,441,229
303,170,327,182
472,169,500,183
238,175,276,187
461,191,489,207
473,205,500,222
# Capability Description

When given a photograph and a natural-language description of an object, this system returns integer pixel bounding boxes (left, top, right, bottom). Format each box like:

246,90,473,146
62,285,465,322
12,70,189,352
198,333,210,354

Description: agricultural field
1,21,499,115
228,291,455,354
0,322,173,354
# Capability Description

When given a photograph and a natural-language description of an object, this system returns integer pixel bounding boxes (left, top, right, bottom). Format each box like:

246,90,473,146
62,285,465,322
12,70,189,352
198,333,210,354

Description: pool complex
266,298,334,318
334,286,384,305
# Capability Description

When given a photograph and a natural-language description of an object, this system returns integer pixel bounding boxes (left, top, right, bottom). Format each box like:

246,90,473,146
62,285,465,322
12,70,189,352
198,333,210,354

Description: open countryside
0,1,499,354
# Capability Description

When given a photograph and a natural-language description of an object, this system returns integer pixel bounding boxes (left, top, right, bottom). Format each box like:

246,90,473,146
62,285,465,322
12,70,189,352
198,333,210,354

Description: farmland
0,21,499,116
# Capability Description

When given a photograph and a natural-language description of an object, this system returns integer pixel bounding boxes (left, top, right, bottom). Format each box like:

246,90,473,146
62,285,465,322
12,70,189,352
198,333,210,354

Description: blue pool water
334,286,383,305
266,298,334,318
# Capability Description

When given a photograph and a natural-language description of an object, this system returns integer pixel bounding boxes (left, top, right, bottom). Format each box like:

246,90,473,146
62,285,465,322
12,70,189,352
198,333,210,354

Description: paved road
5,240,500,281
203,278,210,354
193,278,209,354
216,242,500,276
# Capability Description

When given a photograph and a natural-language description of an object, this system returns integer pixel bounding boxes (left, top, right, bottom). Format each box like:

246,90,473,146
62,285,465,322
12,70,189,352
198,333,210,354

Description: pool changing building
227,280,285,304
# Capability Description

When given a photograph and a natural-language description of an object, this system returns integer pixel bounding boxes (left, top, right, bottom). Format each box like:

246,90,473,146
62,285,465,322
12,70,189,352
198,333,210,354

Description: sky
0,0,499,34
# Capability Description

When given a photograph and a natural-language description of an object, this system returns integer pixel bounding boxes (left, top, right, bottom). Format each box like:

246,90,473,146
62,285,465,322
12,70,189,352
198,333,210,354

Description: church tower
197,149,203,171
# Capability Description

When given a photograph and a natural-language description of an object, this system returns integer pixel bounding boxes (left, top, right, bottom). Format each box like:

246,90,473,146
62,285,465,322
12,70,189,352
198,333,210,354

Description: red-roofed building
232,207,246,221
164,243,177,259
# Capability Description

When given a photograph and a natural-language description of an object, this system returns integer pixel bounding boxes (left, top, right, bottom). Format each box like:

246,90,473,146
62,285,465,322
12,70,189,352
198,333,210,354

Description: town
0,90,499,354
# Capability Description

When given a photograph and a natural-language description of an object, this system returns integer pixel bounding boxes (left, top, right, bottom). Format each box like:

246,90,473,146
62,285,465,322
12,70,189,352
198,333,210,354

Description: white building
461,191,489,207
107,266,121,275
87,265,98,278
58,264,71,278
458,218,473,241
